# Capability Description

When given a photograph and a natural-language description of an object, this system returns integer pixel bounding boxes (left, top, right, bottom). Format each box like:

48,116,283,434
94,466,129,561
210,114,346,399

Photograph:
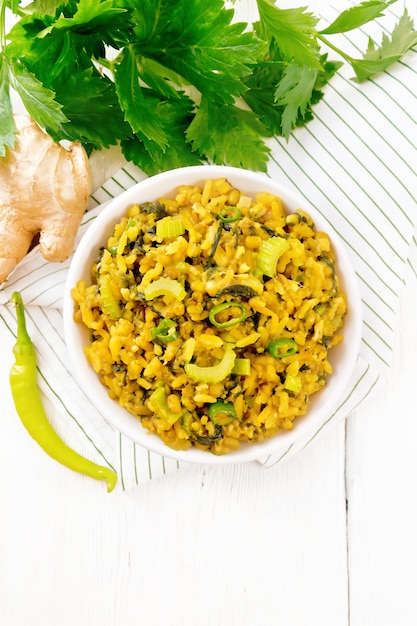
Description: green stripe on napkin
1,4,416,488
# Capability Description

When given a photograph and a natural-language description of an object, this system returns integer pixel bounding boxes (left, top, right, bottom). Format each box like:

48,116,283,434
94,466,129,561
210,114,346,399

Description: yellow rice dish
72,178,347,454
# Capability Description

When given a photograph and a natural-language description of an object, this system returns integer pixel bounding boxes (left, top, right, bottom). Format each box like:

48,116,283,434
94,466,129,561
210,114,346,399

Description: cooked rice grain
72,178,347,454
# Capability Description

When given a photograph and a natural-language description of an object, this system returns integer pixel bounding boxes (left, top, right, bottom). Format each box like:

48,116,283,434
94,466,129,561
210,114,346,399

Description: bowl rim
63,165,363,465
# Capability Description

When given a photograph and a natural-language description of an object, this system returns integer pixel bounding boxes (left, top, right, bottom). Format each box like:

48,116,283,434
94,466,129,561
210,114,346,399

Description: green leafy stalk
0,0,16,155
248,0,417,135
186,96,270,170
351,9,417,81
115,45,169,149
1,0,416,169
121,93,202,175
319,0,397,35
256,0,322,69
317,5,417,82
0,54,15,156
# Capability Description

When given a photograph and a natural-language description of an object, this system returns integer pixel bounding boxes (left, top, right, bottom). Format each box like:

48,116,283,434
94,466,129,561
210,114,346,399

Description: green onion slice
150,318,179,343
219,207,241,223
209,301,247,329
207,401,237,426
267,338,298,359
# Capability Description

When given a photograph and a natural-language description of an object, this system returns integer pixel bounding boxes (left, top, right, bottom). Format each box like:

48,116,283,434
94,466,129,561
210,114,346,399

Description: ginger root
0,114,91,284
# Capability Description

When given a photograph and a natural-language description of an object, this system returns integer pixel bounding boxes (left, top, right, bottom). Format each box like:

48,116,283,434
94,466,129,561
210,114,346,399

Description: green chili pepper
209,301,247,329
9,292,117,493
150,318,179,343
267,337,298,359
219,207,241,223
207,401,237,426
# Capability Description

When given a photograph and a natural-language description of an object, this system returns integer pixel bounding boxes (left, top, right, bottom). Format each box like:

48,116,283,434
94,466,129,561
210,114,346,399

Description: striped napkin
1,4,416,488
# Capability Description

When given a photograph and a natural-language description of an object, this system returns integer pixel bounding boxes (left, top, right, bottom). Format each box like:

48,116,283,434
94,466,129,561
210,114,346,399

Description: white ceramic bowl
63,165,362,464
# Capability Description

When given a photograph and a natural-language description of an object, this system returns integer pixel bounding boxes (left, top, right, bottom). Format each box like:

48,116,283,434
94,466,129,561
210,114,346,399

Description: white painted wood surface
1,2,417,625
346,279,417,626
1,280,416,625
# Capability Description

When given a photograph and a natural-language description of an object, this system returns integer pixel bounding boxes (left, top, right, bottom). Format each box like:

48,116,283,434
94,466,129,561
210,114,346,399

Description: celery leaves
256,0,321,69
274,65,319,140
1,0,416,171
186,97,270,170
351,9,417,81
130,0,267,106
115,47,168,149
0,57,15,157
50,68,131,148
319,1,397,35
12,64,69,133
121,94,202,176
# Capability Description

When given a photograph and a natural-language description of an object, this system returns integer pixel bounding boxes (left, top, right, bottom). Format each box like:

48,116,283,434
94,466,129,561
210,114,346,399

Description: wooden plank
346,279,417,625
0,368,350,625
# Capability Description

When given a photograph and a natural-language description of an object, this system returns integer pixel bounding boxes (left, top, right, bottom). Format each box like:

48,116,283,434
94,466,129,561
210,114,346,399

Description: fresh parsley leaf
319,1,396,35
5,15,50,69
48,4,130,60
350,54,402,82
314,57,343,91
242,62,287,137
0,56,16,157
351,8,417,81
186,97,270,171
8,2,128,71
122,0,159,41
256,0,322,69
7,19,80,83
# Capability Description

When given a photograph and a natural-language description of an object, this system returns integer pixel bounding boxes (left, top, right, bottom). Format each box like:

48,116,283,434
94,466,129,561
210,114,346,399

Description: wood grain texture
5,276,416,626
346,278,417,626
0,413,350,626
2,2,416,625
1,313,349,625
